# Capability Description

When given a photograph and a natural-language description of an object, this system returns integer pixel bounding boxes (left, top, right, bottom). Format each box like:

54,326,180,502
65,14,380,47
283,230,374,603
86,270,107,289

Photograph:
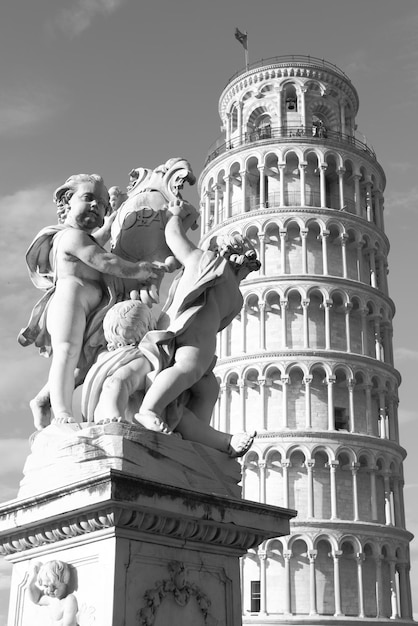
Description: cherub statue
81,298,254,456
27,560,78,626
18,174,166,428
134,199,261,445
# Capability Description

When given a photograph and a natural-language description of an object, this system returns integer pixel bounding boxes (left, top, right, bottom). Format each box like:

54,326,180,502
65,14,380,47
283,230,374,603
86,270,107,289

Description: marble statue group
18,158,260,458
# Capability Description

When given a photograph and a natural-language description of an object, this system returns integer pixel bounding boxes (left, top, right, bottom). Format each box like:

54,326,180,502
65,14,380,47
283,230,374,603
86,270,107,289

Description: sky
0,0,417,621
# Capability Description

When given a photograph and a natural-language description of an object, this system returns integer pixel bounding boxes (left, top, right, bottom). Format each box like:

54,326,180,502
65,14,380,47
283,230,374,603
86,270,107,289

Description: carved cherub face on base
37,560,71,600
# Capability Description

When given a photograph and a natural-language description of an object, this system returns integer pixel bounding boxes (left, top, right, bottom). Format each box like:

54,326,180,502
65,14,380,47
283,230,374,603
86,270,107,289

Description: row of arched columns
213,364,399,440
241,448,405,527
241,536,412,619
217,289,394,364
203,217,389,293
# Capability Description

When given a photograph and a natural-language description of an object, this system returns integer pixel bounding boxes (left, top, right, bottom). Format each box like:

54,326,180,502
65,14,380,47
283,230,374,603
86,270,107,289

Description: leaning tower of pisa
198,55,414,624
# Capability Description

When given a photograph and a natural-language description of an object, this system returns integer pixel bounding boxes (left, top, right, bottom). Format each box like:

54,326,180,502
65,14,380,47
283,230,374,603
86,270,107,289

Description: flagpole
244,31,249,70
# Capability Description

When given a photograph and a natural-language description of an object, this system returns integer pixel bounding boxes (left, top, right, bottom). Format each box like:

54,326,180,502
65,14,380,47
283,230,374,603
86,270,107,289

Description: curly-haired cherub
27,560,78,626
19,174,166,428
135,200,260,450
81,298,254,456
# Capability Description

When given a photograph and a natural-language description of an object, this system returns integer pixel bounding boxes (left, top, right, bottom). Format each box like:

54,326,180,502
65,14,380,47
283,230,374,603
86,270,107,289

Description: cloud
384,186,418,215
0,90,62,136
51,0,128,38
394,347,418,362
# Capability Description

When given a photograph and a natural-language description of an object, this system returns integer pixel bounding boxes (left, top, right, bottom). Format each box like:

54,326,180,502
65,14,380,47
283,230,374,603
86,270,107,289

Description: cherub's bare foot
95,416,127,425
30,396,52,431
228,431,256,458
134,410,173,434
51,412,76,425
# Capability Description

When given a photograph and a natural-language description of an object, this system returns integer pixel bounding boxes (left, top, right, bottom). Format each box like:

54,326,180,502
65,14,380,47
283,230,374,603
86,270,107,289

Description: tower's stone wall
199,55,414,622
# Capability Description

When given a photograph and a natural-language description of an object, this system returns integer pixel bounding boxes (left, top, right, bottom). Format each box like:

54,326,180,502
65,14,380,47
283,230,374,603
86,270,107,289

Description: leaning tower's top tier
200,54,385,194
219,54,359,120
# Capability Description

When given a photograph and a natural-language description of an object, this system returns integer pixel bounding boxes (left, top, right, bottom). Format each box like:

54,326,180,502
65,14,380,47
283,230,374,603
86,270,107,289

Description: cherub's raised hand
167,199,199,231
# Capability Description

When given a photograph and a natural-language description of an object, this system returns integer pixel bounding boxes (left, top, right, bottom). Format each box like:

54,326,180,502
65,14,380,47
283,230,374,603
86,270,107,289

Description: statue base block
0,424,294,625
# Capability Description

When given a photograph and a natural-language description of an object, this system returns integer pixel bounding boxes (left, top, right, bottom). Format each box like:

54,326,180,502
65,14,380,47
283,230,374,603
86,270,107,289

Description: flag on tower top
235,28,248,50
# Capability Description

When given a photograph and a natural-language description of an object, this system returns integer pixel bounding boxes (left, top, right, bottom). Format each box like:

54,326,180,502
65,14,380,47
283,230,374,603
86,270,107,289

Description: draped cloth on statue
17,225,124,371
81,250,242,428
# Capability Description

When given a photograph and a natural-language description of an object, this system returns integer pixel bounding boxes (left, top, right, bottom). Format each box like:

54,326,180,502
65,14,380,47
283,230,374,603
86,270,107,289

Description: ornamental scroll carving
137,561,215,626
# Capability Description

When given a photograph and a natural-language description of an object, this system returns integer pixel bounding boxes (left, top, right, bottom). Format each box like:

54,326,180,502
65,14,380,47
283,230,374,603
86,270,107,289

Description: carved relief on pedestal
138,561,215,626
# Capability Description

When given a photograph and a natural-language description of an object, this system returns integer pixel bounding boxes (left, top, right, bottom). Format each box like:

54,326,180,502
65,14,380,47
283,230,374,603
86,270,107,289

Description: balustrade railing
225,54,352,85
204,125,376,166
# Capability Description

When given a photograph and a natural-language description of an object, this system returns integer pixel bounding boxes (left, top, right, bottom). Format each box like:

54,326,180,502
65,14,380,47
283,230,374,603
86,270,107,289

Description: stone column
321,229,329,275
398,562,410,618
224,174,231,218
258,165,266,207
329,460,339,519
333,550,343,616
347,378,355,432
327,376,336,430
259,549,267,615
238,101,243,143
279,164,286,207
259,301,266,350
239,380,246,432
308,550,318,615
356,241,364,282
306,459,315,518
304,376,313,429
352,462,360,521
280,299,288,347
259,461,266,504
259,233,266,275
384,472,392,525
344,303,352,352
283,551,292,614
356,553,365,617
299,163,307,206
370,465,378,521
280,229,287,273
369,247,377,288
301,228,308,274
213,184,221,225
365,181,373,221
324,300,332,350
240,169,247,213
282,461,290,508
241,305,247,353
219,383,228,432
338,168,345,209
300,87,307,128
282,376,290,429
340,234,348,278
375,555,384,617
302,298,310,348
319,165,327,208
365,383,373,435
353,174,361,216
390,560,400,619
258,378,269,430
360,308,368,356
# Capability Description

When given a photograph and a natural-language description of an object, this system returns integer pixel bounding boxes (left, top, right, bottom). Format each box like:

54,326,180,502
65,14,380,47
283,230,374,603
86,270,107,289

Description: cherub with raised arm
27,560,78,626
81,299,253,456
133,199,261,452
18,174,165,427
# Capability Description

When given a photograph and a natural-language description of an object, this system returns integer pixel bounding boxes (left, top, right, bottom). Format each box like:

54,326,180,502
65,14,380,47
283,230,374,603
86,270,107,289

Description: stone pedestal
0,423,295,625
